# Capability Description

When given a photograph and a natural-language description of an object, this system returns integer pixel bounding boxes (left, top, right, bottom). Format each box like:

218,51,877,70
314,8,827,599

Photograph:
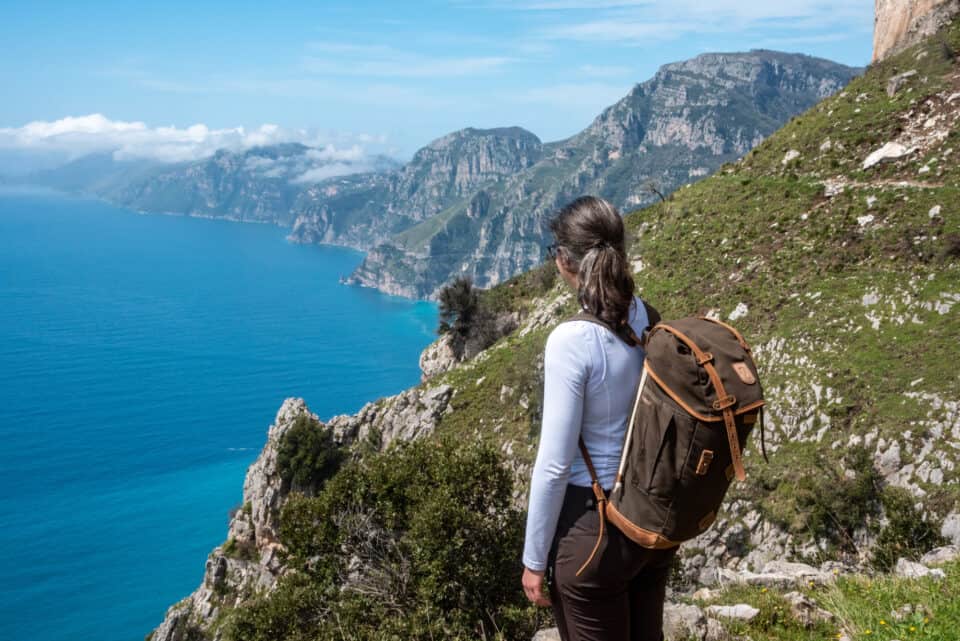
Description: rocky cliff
287,127,543,250
874,0,960,61
348,51,860,299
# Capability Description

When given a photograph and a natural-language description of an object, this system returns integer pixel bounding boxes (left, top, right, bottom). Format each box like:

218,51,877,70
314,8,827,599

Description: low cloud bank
0,114,389,167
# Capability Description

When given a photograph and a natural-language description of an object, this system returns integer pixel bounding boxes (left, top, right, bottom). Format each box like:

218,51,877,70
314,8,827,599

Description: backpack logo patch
732,362,756,385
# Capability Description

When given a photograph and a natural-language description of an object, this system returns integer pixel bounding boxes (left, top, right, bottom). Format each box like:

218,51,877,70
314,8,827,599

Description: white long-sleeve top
522,297,651,571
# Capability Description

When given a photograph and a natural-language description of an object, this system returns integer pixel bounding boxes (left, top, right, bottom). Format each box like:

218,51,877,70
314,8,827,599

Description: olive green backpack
566,313,766,575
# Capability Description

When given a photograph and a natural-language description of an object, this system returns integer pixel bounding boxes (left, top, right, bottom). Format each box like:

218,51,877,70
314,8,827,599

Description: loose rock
894,558,945,579
784,591,834,627
887,70,917,97
707,604,760,621
921,545,959,566
782,149,801,165
863,142,915,169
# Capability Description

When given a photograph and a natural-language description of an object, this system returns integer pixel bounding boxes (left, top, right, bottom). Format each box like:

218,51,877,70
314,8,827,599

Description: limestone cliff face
151,399,312,641
286,127,543,249
150,388,455,641
874,0,960,61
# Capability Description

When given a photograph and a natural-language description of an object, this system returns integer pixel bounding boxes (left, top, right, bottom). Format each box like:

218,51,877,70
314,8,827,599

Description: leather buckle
712,395,736,410
697,351,714,365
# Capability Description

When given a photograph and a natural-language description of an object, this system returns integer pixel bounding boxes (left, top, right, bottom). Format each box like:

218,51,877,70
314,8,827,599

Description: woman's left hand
522,566,552,607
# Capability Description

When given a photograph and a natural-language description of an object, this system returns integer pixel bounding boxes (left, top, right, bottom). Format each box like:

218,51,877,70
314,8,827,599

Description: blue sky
0,0,873,163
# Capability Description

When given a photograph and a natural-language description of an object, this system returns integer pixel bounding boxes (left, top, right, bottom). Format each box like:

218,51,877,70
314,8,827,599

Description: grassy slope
690,558,960,641
432,19,960,554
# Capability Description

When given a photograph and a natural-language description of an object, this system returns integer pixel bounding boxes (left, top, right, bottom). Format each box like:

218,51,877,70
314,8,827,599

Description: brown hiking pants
547,485,679,641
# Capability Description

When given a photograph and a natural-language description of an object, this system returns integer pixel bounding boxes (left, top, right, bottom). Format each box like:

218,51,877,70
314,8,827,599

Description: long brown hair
549,196,635,331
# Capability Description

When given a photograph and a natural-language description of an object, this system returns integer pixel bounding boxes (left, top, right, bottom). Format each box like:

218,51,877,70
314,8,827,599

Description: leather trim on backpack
606,502,681,549
644,362,765,423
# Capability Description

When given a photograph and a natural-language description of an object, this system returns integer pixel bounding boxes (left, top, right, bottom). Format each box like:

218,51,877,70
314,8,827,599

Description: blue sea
0,188,437,641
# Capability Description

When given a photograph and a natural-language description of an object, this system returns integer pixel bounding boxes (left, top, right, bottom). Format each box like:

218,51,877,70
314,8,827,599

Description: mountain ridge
11,50,859,300
345,50,861,298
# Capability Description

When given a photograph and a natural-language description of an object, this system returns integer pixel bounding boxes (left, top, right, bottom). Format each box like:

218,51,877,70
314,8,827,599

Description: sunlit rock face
874,0,960,61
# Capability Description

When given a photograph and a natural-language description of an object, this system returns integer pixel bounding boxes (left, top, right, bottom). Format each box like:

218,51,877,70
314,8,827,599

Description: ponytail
549,197,635,330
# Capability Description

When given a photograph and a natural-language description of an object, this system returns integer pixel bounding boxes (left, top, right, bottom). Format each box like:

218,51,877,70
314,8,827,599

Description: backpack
565,310,766,575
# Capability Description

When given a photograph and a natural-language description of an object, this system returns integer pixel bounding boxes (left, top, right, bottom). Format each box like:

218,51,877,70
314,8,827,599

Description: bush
252,436,541,641
276,413,343,493
757,446,883,553
872,487,947,571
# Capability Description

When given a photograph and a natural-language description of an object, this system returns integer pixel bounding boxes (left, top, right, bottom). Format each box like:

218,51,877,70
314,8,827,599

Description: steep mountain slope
287,126,543,248
150,17,959,641
27,143,400,226
349,51,861,298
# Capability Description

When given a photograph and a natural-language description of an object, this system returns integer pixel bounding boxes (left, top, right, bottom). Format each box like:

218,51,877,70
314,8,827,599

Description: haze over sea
0,188,437,641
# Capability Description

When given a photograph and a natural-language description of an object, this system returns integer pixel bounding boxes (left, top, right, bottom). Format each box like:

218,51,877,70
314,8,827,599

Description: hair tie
592,241,611,251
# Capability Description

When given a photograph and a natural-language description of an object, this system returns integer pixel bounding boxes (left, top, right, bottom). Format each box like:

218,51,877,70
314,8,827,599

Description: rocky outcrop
288,128,544,250
874,0,960,61
151,399,314,641
418,311,520,380
327,383,454,448
150,387,456,640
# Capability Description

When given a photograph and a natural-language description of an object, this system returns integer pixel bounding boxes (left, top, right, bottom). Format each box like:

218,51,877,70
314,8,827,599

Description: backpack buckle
696,351,714,365
712,395,736,410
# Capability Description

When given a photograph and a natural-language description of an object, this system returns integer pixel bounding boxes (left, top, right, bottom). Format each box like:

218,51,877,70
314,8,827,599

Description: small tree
437,275,478,338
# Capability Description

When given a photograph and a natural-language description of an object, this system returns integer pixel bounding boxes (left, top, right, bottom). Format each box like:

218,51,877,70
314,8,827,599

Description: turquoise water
0,188,437,641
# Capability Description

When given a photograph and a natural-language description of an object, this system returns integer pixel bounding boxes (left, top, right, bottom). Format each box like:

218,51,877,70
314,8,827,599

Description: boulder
920,545,959,565
663,603,710,640
894,557,946,579
531,628,561,641
782,149,801,165
863,142,916,169
886,69,918,97
941,511,960,546
706,603,760,621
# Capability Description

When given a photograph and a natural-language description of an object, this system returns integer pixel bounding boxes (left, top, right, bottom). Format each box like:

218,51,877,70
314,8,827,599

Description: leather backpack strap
655,323,747,482
576,437,607,577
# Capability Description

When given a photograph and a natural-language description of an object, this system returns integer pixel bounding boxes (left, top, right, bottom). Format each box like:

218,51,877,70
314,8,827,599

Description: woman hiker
521,196,678,641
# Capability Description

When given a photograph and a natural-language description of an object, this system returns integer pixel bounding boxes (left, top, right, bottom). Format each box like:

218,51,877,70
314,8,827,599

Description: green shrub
756,446,883,553
253,436,541,641
872,487,947,571
276,413,343,493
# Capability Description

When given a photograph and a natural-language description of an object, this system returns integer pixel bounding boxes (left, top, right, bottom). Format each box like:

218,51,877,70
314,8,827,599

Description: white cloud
292,163,369,183
0,114,390,165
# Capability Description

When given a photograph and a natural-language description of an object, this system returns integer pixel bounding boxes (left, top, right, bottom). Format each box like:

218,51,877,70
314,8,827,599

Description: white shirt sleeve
522,322,591,571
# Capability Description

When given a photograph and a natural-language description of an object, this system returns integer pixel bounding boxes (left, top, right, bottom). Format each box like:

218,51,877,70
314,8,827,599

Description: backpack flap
642,318,764,480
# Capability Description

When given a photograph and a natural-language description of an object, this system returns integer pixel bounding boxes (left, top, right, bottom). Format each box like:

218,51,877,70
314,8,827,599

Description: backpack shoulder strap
577,436,607,577
563,301,658,348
